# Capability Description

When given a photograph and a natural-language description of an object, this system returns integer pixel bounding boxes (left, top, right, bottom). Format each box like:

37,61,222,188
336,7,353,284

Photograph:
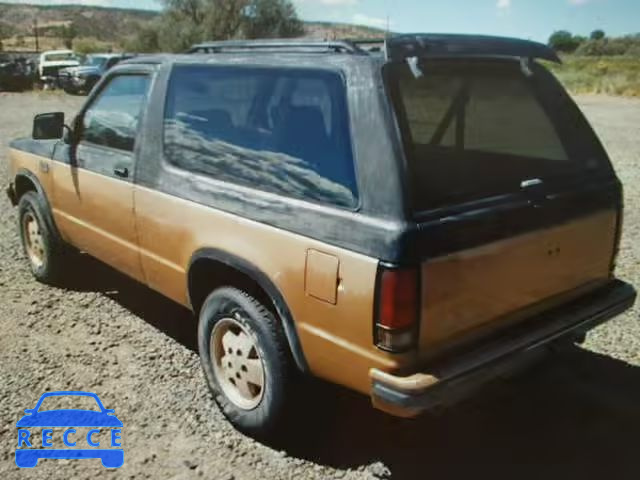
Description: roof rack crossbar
188,40,365,55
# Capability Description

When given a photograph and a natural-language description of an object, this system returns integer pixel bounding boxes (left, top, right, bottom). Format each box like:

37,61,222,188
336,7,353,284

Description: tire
198,287,294,438
18,191,66,284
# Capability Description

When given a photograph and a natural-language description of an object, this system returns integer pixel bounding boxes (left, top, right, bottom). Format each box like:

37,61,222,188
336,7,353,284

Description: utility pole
34,17,39,52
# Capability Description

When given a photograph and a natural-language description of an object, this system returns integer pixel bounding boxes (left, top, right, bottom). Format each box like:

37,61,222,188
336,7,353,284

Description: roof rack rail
187,39,366,55
186,34,561,63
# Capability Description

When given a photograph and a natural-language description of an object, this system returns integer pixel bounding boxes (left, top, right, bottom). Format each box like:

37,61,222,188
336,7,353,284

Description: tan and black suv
6,35,636,436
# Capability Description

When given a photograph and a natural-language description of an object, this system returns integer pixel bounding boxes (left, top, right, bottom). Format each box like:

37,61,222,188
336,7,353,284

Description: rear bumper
370,279,636,417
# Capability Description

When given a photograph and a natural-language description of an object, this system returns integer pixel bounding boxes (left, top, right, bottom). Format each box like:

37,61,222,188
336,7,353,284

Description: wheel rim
210,316,266,410
22,212,45,269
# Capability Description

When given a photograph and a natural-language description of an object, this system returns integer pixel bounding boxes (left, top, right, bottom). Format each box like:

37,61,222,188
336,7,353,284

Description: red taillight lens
379,269,418,329
375,267,419,352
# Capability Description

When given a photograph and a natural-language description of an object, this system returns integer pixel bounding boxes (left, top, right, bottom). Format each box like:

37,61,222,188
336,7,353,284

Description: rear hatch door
386,58,620,351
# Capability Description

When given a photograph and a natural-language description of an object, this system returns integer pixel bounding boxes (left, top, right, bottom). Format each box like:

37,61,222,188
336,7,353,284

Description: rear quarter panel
134,185,405,394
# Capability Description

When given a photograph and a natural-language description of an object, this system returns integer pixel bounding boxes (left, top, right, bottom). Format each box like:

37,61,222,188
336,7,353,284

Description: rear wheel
18,191,66,284
198,287,295,438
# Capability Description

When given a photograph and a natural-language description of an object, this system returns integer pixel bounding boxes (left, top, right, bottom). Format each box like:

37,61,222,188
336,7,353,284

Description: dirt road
0,92,638,480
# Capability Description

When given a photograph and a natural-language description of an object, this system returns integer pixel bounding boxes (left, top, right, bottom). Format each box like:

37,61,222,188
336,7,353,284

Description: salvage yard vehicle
58,53,135,95
6,34,636,437
0,54,35,91
37,49,79,88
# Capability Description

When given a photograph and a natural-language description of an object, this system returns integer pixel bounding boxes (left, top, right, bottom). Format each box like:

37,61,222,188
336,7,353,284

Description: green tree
244,0,304,39
200,0,250,41
124,22,161,52
590,29,606,41
548,30,583,53
147,0,304,52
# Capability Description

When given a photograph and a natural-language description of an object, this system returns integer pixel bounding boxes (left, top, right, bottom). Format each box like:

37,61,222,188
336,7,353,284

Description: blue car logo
16,391,123,468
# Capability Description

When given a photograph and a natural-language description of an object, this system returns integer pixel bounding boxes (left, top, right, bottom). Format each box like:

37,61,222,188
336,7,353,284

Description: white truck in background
38,50,79,88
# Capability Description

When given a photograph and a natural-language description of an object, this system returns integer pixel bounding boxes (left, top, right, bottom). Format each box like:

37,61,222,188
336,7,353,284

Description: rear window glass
163,65,358,208
388,60,599,211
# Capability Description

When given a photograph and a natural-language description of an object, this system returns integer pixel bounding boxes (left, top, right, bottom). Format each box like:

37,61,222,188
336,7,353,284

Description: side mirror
24,409,34,415
33,112,65,140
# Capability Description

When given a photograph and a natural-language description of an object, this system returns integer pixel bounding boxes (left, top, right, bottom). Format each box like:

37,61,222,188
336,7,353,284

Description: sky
5,0,640,43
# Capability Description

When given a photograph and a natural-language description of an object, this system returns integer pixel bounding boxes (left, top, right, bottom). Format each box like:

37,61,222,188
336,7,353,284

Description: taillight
374,266,420,352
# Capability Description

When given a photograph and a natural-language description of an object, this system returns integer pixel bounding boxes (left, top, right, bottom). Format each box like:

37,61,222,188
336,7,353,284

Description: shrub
74,37,111,55
575,35,640,57
547,56,640,97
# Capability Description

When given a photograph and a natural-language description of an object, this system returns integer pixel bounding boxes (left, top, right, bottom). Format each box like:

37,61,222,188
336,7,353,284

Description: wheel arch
188,248,309,373
14,169,61,239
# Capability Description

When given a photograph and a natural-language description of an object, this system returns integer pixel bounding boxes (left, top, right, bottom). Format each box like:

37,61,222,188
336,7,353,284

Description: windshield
83,55,107,67
387,59,610,211
44,52,76,62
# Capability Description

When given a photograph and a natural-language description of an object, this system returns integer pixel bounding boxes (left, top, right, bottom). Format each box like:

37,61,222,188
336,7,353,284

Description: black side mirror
33,112,65,140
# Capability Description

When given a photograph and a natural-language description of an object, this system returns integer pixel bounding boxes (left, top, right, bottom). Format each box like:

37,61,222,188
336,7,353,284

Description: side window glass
163,65,358,208
82,75,150,152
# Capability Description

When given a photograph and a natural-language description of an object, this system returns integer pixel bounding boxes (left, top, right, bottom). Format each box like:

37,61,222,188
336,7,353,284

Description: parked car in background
58,53,135,95
0,55,36,91
38,50,79,88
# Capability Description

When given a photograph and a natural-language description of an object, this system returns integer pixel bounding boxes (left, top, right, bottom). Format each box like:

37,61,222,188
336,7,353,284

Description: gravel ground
0,91,638,480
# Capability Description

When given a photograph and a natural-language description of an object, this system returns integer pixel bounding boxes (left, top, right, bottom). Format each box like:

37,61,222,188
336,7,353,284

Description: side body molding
188,248,309,373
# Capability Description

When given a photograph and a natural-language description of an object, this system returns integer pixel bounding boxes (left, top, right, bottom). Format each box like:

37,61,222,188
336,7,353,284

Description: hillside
0,3,156,50
0,2,386,52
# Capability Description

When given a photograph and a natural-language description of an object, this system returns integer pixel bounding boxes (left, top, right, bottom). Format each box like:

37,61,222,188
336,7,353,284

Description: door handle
114,166,129,178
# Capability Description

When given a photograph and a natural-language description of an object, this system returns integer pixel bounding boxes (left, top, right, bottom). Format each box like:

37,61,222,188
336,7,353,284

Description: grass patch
547,56,640,97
